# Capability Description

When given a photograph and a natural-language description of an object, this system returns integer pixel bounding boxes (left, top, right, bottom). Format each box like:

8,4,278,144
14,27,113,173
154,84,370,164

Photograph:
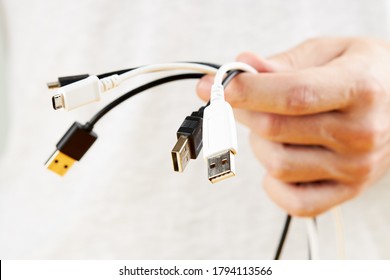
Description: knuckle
354,74,384,106
358,127,380,151
347,182,365,197
348,122,384,153
285,81,317,114
267,158,291,180
280,52,297,68
257,114,284,138
350,154,377,182
287,194,318,217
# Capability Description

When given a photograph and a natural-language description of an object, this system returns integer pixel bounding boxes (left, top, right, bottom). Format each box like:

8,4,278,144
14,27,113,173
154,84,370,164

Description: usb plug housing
50,75,101,111
202,96,237,183
45,122,98,176
171,111,203,172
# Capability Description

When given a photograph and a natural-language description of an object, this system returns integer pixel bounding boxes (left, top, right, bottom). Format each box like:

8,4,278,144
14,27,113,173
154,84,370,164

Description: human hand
197,37,390,216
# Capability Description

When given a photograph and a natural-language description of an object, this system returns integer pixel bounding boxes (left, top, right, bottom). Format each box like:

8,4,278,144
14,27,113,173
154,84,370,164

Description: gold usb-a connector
207,150,236,183
171,136,191,172
45,150,76,176
45,122,98,176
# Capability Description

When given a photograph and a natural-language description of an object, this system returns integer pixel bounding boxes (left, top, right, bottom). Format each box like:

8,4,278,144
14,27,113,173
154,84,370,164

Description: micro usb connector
50,76,101,111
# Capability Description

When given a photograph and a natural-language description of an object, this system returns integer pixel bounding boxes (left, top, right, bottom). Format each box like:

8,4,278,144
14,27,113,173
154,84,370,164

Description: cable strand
274,214,292,260
85,73,204,129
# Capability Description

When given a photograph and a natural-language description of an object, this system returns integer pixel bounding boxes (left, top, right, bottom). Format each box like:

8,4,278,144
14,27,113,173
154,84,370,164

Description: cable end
207,150,236,183
171,136,191,172
52,94,65,110
47,81,61,89
45,122,98,177
49,75,101,111
45,150,76,176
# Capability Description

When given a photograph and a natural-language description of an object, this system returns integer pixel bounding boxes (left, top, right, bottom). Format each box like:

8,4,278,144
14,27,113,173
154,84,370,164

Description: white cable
305,218,320,260
52,62,218,111
213,61,257,88
99,63,218,92
202,62,257,183
116,62,217,84
210,62,257,103
332,206,346,259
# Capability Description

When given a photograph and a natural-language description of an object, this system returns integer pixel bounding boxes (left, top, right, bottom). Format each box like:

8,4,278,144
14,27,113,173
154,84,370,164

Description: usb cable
49,62,218,111
171,70,242,173
45,61,322,260
46,73,205,176
203,62,257,183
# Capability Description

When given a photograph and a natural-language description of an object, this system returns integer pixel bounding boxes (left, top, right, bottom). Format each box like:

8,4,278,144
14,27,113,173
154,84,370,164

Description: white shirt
0,0,389,259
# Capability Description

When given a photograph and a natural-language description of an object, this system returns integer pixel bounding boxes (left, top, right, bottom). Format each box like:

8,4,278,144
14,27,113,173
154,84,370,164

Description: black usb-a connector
45,122,97,176
171,109,204,172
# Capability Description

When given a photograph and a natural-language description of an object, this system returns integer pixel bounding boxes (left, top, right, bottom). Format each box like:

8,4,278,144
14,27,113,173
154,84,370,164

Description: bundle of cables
44,61,327,260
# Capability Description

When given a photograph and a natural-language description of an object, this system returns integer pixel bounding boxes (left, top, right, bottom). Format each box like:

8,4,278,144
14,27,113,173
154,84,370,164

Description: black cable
85,73,204,129
86,68,243,129
223,70,243,87
274,214,292,260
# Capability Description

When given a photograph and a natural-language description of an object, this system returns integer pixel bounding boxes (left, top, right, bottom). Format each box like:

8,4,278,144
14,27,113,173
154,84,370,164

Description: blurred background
0,0,390,259
0,1,6,156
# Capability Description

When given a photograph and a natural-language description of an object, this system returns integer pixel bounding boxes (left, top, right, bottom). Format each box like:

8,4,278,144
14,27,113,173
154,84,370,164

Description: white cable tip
52,75,101,111
203,62,257,183
202,98,237,183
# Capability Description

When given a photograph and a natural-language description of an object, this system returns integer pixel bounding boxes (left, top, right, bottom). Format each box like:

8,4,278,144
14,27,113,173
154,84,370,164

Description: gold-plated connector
45,150,75,176
46,81,61,89
207,150,235,183
171,136,191,172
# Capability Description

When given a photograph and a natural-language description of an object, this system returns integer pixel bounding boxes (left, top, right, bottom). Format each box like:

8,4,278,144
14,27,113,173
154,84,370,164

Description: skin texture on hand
197,37,390,217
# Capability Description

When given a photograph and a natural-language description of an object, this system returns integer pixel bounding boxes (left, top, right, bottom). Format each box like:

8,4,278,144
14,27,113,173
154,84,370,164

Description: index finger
198,65,355,115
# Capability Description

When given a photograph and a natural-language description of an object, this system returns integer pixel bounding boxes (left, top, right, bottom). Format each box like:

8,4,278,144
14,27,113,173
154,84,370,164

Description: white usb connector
51,75,102,111
202,91,237,183
203,62,257,183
